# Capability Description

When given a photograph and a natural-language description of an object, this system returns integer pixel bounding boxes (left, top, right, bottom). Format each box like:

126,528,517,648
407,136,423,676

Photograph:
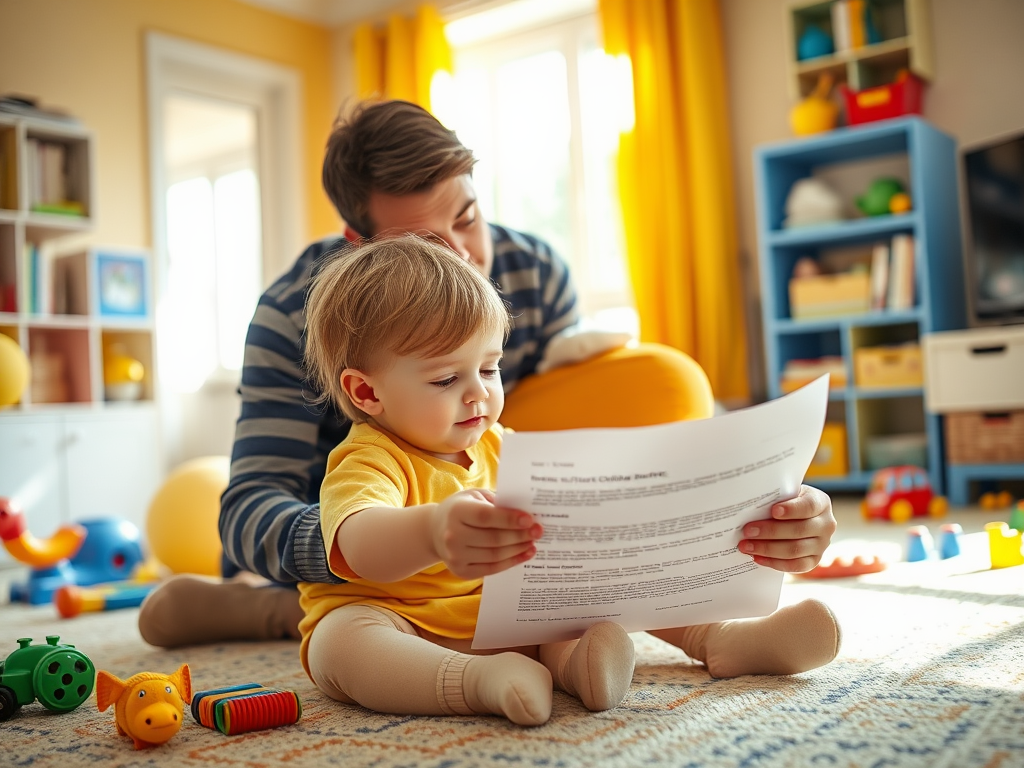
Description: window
162,94,262,392
441,8,636,333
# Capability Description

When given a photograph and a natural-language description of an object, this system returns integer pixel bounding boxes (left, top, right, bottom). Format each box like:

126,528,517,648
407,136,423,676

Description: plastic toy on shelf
0,635,96,721
96,664,192,750
861,465,948,523
938,523,963,560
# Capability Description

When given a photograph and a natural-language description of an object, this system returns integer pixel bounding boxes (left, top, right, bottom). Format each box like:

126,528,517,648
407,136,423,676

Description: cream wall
0,0,339,252
721,0,1024,399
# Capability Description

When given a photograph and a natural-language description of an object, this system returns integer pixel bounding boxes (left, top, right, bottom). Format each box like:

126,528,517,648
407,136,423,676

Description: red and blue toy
0,497,154,607
861,465,948,523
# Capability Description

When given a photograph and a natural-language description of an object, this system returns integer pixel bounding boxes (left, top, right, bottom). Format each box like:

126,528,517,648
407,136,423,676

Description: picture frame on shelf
92,248,149,319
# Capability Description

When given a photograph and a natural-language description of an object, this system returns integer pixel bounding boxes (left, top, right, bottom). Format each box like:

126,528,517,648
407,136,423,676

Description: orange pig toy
96,664,192,749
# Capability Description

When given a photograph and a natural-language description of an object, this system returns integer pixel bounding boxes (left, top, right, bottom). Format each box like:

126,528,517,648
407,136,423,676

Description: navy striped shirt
219,224,578,584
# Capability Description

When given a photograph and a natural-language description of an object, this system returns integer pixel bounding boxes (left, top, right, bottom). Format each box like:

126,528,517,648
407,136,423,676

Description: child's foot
653,599,841,678
461,653,553,726
556,622,635,711
703,599,841,677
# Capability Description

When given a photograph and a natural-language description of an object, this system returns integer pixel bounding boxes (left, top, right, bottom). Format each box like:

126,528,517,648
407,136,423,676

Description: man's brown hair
323,100,476,237
304,234,511,422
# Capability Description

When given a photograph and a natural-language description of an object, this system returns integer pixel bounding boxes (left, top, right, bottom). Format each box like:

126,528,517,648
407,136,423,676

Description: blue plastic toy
906,525,933,562
938,523,963,560
9,518,146,605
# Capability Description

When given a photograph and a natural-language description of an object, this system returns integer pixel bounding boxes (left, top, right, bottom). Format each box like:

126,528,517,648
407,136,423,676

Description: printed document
472,375,829,649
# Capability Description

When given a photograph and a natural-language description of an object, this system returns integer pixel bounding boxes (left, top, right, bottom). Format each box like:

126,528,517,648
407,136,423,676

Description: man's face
364,175,494,277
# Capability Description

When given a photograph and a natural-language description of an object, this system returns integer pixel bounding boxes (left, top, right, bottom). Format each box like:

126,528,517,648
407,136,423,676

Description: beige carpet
2,534,1023,768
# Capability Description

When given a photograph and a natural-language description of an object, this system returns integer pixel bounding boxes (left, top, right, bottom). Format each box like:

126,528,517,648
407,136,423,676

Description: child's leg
537,622,635,711
648,599,841,678
307,605,553,726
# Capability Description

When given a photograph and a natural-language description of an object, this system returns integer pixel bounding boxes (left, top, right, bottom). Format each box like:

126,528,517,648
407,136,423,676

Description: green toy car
0,635,95,721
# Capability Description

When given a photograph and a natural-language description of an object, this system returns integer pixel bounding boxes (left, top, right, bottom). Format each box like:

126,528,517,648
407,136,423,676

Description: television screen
962,130,1024,322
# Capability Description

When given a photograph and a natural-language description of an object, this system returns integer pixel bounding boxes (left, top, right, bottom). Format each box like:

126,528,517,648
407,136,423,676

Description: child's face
366,327,505,462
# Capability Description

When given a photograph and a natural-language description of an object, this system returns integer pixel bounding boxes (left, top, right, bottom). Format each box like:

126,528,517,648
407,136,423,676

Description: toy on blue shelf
906,525,933,562
1,499,154,607
938,523,963,559
0,635,96,721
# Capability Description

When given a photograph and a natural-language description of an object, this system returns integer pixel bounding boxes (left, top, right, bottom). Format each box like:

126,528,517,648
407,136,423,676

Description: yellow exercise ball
0,334,30,408
146,456,230,576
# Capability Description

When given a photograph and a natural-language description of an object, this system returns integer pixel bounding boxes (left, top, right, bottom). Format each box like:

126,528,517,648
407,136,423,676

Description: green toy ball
857,178,905,217
0,334,29,408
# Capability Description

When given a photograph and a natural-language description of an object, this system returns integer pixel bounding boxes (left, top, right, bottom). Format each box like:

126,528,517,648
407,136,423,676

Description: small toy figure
856,177,905,217
938,523,963,559
96,665,192,749
906,525,933,562
0,635,95,721
191,682,302,735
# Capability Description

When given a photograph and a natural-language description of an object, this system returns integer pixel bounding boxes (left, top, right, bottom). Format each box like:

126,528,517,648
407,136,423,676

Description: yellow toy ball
146,456,230,576
0,334,30,408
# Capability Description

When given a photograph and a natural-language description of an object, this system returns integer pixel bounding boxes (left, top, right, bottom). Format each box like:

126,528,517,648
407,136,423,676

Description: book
848,0,866,48
887,234,915,310
869,241,889,310
831,0,851,52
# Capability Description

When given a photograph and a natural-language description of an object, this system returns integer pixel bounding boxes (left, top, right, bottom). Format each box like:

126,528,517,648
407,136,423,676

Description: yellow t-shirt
298,421,504,675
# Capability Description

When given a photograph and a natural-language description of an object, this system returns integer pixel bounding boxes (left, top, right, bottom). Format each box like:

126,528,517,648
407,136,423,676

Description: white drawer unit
922,326,1024,413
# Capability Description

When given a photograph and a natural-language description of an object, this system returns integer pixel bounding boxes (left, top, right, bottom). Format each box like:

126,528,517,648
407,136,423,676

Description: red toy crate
841,73,924,126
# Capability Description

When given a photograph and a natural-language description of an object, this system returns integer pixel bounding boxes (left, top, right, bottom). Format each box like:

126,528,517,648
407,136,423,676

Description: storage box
865,432,928,470
923,326,1024,412
806,422,848,477
854,344,923,388
945,411,1024,464
789,272,871,319
841,72,924,126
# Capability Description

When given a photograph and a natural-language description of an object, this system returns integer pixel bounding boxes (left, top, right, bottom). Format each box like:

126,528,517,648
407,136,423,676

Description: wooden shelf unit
0,111,160,560
785,0,934,99
754,117,966,493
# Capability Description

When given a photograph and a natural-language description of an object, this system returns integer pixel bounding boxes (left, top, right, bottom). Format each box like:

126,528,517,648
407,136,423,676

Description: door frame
145,32,305,470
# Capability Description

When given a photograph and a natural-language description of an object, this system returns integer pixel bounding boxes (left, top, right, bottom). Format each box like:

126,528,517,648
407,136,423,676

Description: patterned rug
2,547,1023,768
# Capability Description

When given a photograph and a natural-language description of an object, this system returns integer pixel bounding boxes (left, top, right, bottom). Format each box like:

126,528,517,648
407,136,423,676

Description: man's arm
489,224,580,390
218,239,348,585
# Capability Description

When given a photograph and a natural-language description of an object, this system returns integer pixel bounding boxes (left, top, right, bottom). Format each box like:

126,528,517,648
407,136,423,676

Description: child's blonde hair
304,234,512,422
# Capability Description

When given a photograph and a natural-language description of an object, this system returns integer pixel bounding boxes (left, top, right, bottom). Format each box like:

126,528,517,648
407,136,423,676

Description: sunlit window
444,11,636,332
160,95,262,393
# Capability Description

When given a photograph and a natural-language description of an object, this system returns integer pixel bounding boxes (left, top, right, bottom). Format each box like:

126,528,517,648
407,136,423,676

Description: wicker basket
945,411,1024,464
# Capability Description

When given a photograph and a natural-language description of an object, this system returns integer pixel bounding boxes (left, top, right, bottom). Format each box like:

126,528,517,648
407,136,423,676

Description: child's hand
431,489,543,579
737,485,837,573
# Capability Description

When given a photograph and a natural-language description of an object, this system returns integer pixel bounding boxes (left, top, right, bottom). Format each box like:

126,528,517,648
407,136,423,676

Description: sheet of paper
472,375,829,649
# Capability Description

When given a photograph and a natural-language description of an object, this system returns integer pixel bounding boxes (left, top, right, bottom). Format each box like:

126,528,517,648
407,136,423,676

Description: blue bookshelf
754,117,966,494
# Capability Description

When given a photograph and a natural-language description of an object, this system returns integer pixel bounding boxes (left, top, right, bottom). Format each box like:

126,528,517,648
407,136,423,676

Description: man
139,100,836,648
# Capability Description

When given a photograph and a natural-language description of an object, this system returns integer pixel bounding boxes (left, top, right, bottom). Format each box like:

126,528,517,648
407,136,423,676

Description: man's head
323,100,493,275
304,234,512,431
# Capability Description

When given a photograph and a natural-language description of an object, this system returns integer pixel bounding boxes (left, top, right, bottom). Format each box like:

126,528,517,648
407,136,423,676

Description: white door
63,409,160,533
0,415,64,567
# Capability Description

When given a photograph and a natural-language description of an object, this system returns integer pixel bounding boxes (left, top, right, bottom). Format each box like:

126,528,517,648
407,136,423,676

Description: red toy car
861,465,948,523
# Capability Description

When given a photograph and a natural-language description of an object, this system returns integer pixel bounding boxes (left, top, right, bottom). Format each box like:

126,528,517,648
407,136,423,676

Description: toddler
300,234,840,726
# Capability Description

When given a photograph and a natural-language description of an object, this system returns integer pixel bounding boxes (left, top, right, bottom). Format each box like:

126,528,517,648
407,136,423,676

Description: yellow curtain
353,5,453,114
599,0,749,402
